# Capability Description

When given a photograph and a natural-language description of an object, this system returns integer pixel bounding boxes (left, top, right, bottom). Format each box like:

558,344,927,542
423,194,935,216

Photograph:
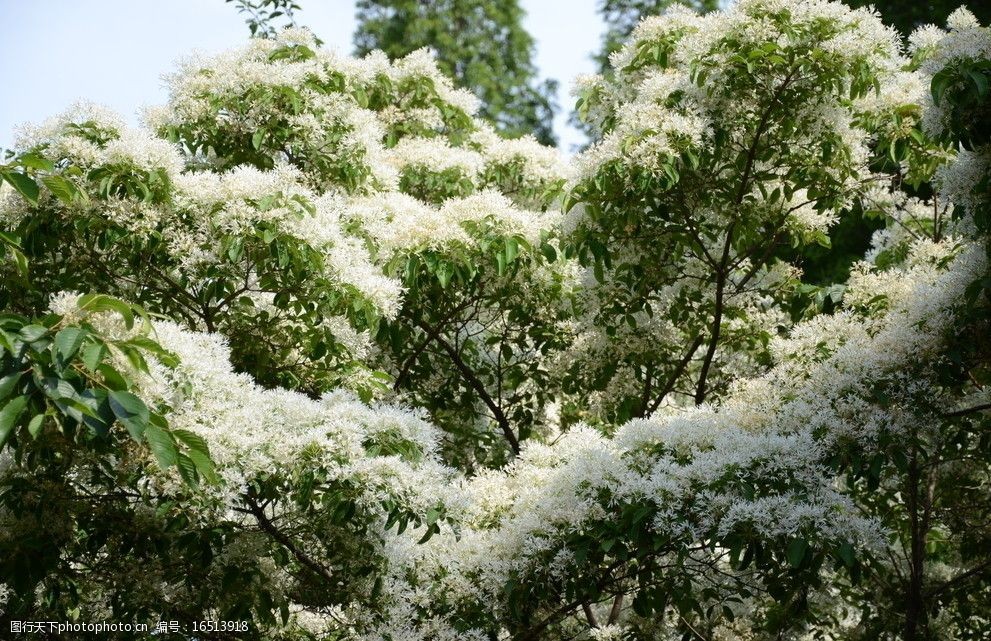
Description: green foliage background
353,0,559,145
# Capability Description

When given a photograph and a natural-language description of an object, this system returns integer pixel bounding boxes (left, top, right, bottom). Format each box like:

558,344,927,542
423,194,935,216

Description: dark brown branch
394,295,481,392
944,401,991,417
416,319,521,455
637,365,653,417
642,336,704,417
513,558,627,641
929,558,991,597
245,496,335,586
607,594,624,625
694,66,800,405
581,602,599,628
694,225,733,405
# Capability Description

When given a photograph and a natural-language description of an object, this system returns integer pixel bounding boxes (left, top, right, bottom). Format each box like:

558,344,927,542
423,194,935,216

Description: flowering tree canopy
0,1,990,640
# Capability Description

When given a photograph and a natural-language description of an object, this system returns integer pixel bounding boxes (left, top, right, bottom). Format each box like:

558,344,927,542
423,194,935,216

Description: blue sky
0,0,603,151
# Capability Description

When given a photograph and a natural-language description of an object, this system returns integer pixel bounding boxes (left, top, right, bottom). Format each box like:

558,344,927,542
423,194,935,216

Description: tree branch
245,496,336,586
642,336,704,417
416,319,521,454
581,602,599,628
944,401,991,417
607,594,624,625
694,66,800,405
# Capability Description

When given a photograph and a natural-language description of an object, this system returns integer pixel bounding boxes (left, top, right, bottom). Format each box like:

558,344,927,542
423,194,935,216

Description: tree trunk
904,452,929,641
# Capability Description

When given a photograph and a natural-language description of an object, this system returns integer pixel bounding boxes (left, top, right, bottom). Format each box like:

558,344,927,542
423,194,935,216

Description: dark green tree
353,0,558,145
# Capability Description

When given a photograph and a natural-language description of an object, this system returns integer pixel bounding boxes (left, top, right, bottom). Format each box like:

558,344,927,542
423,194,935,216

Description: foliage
353,0,559,146
0,294,214,483
566,0,921,422
226,0,301,38
0,2,990,640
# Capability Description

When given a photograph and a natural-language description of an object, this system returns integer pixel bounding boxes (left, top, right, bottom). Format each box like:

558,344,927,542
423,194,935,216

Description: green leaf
739,543,755,570
144,423,179,469
2,171,40,205
77,294,135,329
81,342,107,371
968,69,989,97
837,542,856,568
425,506,441,526
352,86,369,108
187,447,219,484
173,428,210,455
436,262,452,288
0,371,23,401
931,70,953,103
17,152,54,171
176,452,199,485
27,413,44,439
226,236,245,262
41,175,81,204
8,246,28,277
54,327,87,365
77,389,113,437
252,130,265,150
0,230,23,249
540,242,556,262
108,390,149,441
417,522,439,544
787,538,809,568
125,336,179,368
504,237,519,264
40,376,77,402
117,344,149,374
0,395,29,449
19,324,49,343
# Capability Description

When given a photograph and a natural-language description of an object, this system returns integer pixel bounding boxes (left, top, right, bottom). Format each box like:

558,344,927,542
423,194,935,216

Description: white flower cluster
572,0,903,190
36,210,978,638
156,32,484,194
912,8,991,138
573,68,710,183
936,147,991,214
347,189,560,255
384,128,568,208
7,3,991,637
387,136,484,180
362,46,481,117
41,302,452,521
608,5,704,72
862,184,957,265
14,101,184,180
855,70,927,117
350,4,991,633
471,125,569,191
358,241,980,639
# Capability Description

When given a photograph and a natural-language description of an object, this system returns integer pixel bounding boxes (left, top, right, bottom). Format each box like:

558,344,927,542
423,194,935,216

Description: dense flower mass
1,2,990,640
0,27,569,400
